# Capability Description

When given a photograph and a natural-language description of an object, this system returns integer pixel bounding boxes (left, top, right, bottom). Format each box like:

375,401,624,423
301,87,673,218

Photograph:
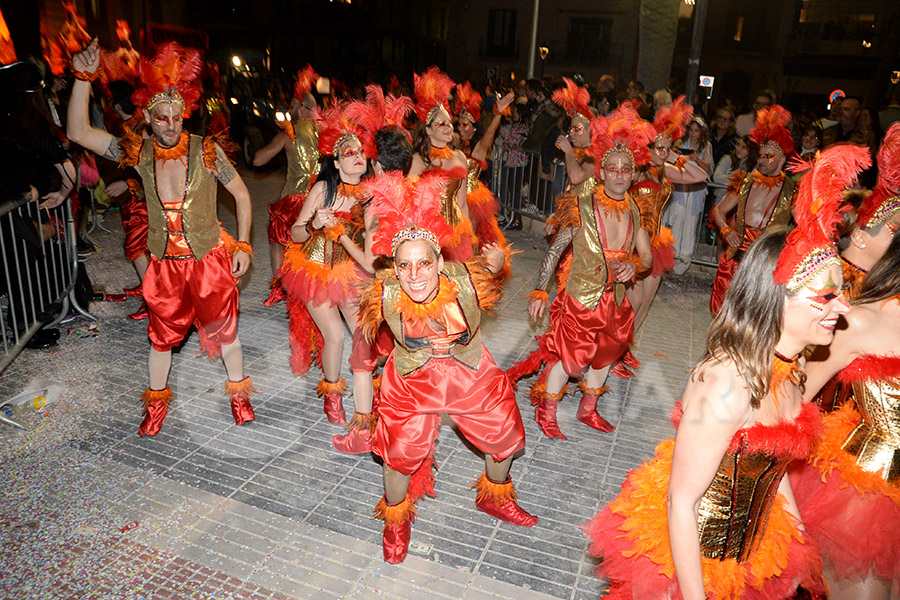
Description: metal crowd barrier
0,193,95,378
488,146,723,267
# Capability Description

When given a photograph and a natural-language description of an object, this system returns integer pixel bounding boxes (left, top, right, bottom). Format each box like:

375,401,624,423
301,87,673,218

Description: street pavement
0,166,715,599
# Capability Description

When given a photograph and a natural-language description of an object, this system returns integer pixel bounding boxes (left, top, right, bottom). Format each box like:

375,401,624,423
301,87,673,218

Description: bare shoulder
409,153,427,175
682,357,752,423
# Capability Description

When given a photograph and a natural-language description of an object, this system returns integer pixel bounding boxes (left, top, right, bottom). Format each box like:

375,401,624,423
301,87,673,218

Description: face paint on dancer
649,137,671,167
782,265,850,348
334,137,367,180
145,101,184,148
457,118,475,143
602,151,637,199
568,117,591,148
757,144,786,176
394,239,444,304
426,111,454,147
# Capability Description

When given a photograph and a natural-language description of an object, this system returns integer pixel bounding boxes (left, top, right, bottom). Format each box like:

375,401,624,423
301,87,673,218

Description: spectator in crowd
710,106,737,166
624,80,644,104
734,90,774,136
665,115,712,274
798,124,823,160
597,74,615,95
815,96,842,131
822,97,875,149
652,89,672,114
711,135,757,206
592,90,616,117
498,99,530,229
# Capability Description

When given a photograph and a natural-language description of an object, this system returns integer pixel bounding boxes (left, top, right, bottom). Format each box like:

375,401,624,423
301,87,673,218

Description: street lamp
232,56,241,68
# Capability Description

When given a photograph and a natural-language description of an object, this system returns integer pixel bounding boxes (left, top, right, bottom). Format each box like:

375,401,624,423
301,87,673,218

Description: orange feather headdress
42,1,91,75
775,145,871,292
345,83,414,136
857,122,900,229
366,171,453,256
588,103,655,172
652,95,692,141
750,105,794,157
0,7,16,66
131,42,203,117
453,82,482,124
315,101,376,159
413,66,455,125
294,64,318,100
552,77,592,123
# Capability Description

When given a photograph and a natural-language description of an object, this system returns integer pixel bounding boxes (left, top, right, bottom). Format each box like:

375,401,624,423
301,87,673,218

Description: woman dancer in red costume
453,82,514,254
281,103,375,425
789,201,900,600
581,145,870,599
409,67,475,262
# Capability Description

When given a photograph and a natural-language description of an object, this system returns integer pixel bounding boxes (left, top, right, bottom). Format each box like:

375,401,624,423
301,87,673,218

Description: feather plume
294,64,318,100
587,103,655,171
551,77,591,121
345,84,413,136
652,95,692,141
454,82,482,123
366,171,453,256
0,7,16,65
413,66,455,123
131,42,203,116
314,101,376,159
774,145,871,285
876,122,900,193
750,105,794,156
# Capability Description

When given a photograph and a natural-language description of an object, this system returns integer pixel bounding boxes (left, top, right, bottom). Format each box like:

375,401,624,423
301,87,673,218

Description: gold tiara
391,226,440,255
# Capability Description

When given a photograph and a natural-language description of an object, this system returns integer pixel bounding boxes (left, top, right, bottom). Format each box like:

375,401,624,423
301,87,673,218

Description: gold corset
300,213,359,267
466,159,483,193
697,437,791,562
442,177,464,226
632,182,672,237
843,379,900,485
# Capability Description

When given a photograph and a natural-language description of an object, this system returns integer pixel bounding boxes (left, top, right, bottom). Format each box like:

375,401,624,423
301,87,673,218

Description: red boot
472,472,538,527
610,362,633,379
576,384,615,432
124,283,143,298
138,387,172,436
263,277,286,307
127,302,149,320
530,380,568,440
225,376,257,425
332,411,374,454
317,377,347,425
622,350,640,370
374,495,415,564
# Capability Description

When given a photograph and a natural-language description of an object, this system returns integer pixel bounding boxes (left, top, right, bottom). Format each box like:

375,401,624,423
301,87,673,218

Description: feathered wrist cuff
527,289,549,305
673,155,688,171
720,226,735,237
324,223,346,242
232,241,253,256
493,104,512,117
73,69,99,82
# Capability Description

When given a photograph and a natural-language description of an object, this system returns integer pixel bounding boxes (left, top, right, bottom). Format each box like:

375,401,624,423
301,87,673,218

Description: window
487,9,517,58
566,18,612,63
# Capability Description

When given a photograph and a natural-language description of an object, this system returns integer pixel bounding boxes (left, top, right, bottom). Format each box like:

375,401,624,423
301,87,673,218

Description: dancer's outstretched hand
72,38,101,74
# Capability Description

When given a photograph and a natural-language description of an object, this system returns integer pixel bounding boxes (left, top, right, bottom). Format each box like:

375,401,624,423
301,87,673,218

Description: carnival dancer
710,105,796,315
454,82,514,253
252,65,320,306
581,144,869,600
332,85,414,453
68,39,256,435
409,66,475,262
281,102,375,425
619,96,708,377
790,230,900,600
359,171,537,564
510,104,653,439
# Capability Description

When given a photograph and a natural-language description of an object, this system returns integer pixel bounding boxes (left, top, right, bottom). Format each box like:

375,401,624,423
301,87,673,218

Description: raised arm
668,361,751,600
556,135,594,185
66,39,121,161
664,149,709,185
471,92,515,162
251,131,290,167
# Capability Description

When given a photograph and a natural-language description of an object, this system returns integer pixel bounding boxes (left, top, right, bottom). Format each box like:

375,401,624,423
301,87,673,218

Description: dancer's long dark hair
854,233,900,306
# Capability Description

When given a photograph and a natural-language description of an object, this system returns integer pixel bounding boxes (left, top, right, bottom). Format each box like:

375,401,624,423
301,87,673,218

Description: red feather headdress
314,101,376,159
413,66,455,124
750,105,794,157
0,7,17,65
774,145,871,292
42,1,91,75
345,84,413,136
294,64,318,100
131,42,203,117
588,103,655,172
551,77,592,123
453,82,482,124
652,95,692,141
366,171,453,256
857,122,900,229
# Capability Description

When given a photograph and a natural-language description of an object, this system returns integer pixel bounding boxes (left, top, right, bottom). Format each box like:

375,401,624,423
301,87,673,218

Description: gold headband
333,133,360,156
426,104,451,125
785,245,840,294
865,195,900,228
602,144,635,167
391,226,440,256
147,90,186,112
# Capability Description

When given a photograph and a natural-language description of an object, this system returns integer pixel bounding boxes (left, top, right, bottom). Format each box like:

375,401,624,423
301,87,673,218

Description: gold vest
136,134,221,261
843,378,900,486
697,437,792,562
567,186,640,310
382,263,483,376
728,172,795,259
282,119,319,197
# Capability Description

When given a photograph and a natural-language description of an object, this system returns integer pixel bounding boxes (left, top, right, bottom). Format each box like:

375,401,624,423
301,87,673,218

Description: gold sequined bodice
631,179,672,237
283,119,319,197
697,437,793,562
300,210,360,267
466,158,483,194
441,176,464,226
844,378,900,485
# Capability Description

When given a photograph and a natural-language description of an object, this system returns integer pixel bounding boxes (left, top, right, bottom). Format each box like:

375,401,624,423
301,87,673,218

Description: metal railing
488,146,723,267
0,193,95,377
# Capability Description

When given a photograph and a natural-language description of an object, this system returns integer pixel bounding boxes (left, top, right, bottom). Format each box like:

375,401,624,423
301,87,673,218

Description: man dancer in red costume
68,39,256,435
512,105,653,439
358,171,537,563
710,105,796,314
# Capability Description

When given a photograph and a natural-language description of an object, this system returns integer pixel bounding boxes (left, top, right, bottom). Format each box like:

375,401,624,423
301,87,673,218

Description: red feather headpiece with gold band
588,103,655,173
857,122,900,229
294,64,318,100
367,171,453,257
552,77,592,123
413,66,455,125
750,105,794,157
131,42,203,117
314,101,376,159
453,82,482,124
652,95,692,141
775,145,871,293
345,84,414,137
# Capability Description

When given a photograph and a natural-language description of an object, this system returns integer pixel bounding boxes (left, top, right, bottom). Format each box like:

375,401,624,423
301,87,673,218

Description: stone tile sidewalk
0,168,714,599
